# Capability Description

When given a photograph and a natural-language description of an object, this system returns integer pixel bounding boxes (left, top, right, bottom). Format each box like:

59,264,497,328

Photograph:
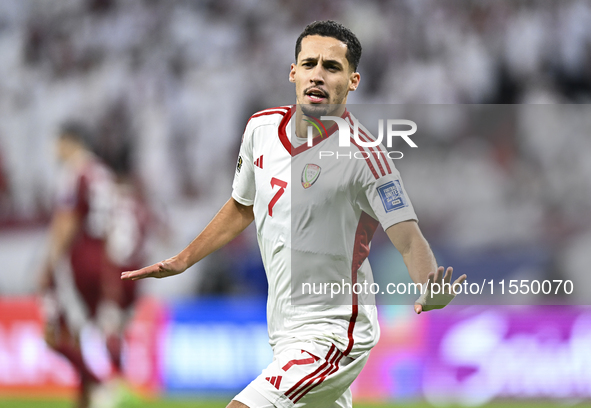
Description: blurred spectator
0,145,10,220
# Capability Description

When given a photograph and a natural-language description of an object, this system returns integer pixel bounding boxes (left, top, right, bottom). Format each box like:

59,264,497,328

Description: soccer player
122,20,466,408
39,122,118,408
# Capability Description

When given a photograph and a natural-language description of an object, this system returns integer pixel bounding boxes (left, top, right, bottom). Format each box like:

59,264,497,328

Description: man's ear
349,72,360,91
289,63,296,83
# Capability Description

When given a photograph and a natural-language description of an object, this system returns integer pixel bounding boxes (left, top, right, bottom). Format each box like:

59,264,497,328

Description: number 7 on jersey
268,177,287,216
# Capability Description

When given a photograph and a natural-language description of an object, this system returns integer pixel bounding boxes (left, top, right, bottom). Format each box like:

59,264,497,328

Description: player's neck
294,104,346,139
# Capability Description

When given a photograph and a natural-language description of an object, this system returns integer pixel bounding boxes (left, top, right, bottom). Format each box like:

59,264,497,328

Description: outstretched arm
121,197,254,280
386,220,466,314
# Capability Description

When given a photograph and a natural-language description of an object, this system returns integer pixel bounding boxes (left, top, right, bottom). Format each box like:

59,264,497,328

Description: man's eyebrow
323,59,343,68
300,57,343,68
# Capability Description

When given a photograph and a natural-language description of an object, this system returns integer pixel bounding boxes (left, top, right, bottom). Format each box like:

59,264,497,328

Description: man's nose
309,65,325,84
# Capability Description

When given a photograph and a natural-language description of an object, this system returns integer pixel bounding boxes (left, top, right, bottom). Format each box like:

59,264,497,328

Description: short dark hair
59,121,92,147
295,20,362,72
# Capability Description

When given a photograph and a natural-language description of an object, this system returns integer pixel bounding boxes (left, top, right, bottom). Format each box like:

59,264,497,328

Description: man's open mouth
305,88,328,103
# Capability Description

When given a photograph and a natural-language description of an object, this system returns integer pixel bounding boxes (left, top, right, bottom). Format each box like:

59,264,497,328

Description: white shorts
233,342,369,408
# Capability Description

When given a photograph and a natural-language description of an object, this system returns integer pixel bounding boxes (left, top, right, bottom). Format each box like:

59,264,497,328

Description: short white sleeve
357,160,418,231
231,123,256,206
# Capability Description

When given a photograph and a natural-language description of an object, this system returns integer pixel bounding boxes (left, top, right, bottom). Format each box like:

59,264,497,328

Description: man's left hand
414,266,466,314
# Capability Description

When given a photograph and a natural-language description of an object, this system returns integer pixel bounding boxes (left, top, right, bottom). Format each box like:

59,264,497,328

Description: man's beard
300,102,341,119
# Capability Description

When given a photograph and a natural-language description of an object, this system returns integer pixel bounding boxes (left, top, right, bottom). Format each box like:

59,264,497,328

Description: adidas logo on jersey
254,155,263,169
265,375,282,389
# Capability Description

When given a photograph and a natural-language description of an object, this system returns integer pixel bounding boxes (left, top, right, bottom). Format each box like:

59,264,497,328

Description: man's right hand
121,256,187,280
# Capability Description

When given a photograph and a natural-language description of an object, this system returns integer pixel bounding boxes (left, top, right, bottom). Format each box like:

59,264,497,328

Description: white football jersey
232,106,417,358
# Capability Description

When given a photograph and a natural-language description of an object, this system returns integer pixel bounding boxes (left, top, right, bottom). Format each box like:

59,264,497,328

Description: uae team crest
301,164,321,189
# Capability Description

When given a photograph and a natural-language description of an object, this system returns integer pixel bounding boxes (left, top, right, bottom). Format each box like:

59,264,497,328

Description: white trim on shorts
234,385,276,408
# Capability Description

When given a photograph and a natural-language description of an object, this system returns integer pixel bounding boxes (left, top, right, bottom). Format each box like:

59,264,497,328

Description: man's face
290,35,360,117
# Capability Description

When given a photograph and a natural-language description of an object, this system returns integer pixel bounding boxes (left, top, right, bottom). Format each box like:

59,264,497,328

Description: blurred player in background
39,122,147,408
39,121,115,407
123,20,466,408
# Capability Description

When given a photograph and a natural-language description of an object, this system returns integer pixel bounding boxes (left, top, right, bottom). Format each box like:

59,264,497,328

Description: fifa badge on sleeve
377,180,408,212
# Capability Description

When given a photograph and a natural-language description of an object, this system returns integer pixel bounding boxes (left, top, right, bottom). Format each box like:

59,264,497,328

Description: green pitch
1,398,591,408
